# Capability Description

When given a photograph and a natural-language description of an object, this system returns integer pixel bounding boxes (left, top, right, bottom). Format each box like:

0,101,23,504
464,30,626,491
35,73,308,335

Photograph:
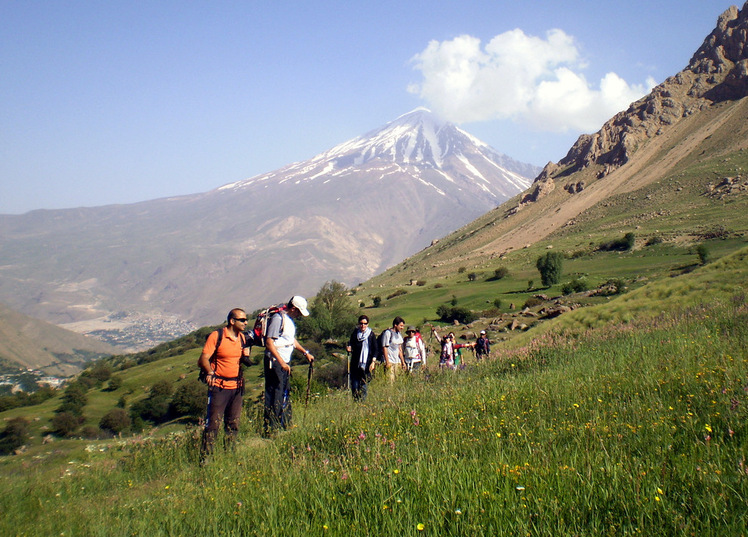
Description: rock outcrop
524,2,748,193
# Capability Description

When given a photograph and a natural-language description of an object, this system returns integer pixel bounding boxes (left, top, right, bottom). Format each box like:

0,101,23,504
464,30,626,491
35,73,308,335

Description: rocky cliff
524,2,748,202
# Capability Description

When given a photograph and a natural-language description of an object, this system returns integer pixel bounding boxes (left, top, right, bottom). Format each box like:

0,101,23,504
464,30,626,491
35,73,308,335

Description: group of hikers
195,296,491,463
346,314,491,401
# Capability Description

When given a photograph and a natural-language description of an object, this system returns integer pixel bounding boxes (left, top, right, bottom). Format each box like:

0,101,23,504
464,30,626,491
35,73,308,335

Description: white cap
480,330,486,334
289,295,310,316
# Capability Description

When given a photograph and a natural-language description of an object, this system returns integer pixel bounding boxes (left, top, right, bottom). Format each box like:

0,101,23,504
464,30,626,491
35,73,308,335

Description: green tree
298,280,358,341
56,382,88,416
536,252,564,287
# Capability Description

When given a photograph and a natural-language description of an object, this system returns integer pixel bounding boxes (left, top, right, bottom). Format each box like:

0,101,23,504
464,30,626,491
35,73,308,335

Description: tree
57,382,88,416
298,280,358,341
536,252,563,287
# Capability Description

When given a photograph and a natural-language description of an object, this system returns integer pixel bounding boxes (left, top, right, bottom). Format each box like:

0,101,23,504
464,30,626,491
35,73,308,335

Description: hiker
381,316,406,382
475,330,490,360
403,326,426,372
345,314,378,401
431,327,475,370
197,308,251,461
263,296,314,435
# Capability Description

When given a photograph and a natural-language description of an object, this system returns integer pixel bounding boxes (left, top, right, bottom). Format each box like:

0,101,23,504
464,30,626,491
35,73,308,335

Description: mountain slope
364,3,748,289
0,109,537,354
0,302,117,376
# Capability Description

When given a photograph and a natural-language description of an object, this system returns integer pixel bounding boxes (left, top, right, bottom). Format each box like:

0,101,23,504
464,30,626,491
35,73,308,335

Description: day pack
376,329,390,363
246,304,287,347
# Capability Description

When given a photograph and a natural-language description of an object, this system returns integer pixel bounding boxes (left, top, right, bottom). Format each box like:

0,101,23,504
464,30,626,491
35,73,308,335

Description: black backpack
376,329,391,363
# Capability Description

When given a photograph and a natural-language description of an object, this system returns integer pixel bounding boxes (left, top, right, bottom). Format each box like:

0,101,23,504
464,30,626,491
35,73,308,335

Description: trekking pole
305,361,313,406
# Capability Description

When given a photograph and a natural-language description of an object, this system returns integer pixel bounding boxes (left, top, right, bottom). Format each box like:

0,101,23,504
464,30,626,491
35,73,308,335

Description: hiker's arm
399,347,406,369
265,337,291,373
294,339,314,362
197,335,217,385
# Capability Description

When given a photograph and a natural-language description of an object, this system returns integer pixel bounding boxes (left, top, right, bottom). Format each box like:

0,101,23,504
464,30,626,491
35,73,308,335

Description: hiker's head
448,332,455,340
357,315,369,331
227,308,248,329
406,326,416,337
393,316,405,332
287,295,310,318
480,330,486,336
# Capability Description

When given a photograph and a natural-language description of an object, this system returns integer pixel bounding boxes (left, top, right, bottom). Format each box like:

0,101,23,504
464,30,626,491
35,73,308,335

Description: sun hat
289,295,310,316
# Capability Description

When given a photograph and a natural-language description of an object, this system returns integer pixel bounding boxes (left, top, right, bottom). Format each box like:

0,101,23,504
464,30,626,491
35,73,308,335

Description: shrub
492,267,509,280
130,380,174,424
599,232,636,252
106,376,123,392
99,408,131,435
436,305,476,324
387,289,407,300
561,278,589,295
372,296,381,308
416,280,427,286
536,252,563,286
602,278,626,295
467,272,478,281
0,417,31,455
646,235,663,246
493,298,502,309
169,379,206,420
696,244,710,265
51,411,84,437
522,297,544,309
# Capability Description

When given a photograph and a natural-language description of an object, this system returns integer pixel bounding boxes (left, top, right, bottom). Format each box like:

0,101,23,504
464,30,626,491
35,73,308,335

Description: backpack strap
208,328,244,382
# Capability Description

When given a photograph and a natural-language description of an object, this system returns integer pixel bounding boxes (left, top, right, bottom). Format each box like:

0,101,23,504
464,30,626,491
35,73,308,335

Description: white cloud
409,29,656,133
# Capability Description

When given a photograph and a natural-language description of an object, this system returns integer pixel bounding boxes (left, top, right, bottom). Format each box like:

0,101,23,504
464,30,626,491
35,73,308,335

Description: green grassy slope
0,249,745,536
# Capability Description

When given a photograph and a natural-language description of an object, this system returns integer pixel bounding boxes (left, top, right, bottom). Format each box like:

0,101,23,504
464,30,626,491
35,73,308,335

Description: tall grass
1,297,746,536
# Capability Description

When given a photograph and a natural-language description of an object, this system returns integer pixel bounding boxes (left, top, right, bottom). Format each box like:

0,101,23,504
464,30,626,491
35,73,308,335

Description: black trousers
264,355,291,434
201,386,242,456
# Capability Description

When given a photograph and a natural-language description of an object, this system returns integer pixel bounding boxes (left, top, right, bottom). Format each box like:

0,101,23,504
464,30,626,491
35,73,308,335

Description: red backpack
247,304,287,347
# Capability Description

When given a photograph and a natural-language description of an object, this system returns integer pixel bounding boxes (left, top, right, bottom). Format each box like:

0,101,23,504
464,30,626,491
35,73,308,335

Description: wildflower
455,509,462,515
417,523,425,531
705,424,712,433
359,431,366,440
323,525,328,531
393,469,400,474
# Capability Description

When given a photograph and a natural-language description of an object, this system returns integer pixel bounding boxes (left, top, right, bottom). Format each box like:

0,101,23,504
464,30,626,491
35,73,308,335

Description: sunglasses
233,318,248,322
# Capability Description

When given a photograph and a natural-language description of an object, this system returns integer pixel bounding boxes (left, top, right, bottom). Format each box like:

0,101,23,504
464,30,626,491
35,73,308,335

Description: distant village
0,369,67,395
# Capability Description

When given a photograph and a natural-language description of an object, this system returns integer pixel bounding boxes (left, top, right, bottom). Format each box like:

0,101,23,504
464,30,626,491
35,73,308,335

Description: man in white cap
476,329,490,360
263,295,314,435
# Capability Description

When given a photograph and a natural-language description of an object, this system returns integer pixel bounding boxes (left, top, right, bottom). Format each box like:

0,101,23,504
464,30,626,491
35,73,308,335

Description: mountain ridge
0,109,537,357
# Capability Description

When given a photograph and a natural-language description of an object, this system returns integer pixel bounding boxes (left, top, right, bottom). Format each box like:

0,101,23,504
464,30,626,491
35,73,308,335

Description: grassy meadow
1,248,746,536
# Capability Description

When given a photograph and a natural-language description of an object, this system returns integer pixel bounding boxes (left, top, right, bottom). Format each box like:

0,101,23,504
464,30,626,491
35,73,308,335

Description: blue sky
0,0,735,214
